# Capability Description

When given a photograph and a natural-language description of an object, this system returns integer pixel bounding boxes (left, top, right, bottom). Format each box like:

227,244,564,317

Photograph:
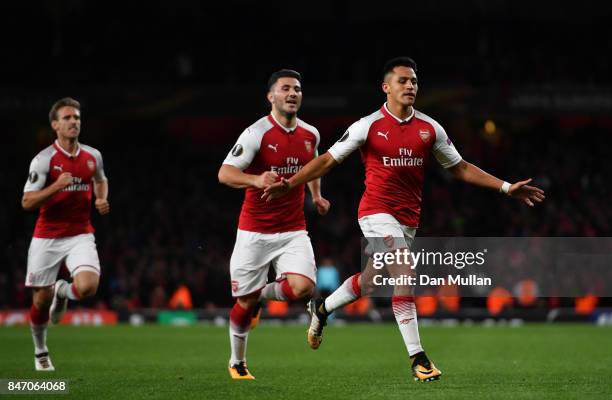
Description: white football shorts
229,229,316,297
358,213,416,254
26,233,101,287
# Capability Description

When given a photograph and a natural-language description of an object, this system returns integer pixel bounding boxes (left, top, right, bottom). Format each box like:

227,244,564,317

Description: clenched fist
54,173,73,190
95,199,110,215
254,171,279,189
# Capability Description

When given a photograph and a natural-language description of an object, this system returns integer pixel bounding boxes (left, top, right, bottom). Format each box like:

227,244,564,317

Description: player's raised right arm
218,164,278,189
22,172,73,211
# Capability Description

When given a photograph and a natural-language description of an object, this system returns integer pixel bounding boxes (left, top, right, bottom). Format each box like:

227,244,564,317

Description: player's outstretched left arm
306,178,330,216
94,179,110,215
447,160,545,206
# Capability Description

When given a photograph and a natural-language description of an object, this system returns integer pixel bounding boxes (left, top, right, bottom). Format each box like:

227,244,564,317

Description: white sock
324,273,361,313
228,302,252,365
392,296,423,356
229,327,249,365
31,324,48,355
57,280,80,301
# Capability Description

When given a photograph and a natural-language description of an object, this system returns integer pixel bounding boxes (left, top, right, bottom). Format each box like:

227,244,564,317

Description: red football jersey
223,114,320,233
24,141,107,238
328,104,462,227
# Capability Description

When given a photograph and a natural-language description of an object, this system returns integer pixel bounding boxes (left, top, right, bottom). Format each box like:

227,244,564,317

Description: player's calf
50,280,70,324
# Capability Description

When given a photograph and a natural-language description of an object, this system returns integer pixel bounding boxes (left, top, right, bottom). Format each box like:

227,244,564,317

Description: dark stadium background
1,1,610,317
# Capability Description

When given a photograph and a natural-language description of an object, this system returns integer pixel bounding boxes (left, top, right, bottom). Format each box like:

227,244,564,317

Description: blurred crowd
3,2,611,88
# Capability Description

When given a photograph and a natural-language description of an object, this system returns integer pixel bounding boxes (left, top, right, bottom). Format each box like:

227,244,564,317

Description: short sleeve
222,128,262,171
431,121,462,168
23,156,48,192
327,119,369,163
93,149,107,182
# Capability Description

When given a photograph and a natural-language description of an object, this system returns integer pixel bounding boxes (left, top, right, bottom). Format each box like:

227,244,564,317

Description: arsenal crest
231,280,238,293
418,129,431,142
304,140,312,153
87,160,95,171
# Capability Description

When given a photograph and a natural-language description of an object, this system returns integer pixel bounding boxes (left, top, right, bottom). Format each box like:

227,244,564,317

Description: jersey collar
53,140,81,158
268,113,297,133
381,102,415,125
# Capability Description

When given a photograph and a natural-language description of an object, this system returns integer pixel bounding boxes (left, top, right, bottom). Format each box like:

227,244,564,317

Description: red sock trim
70,284,81,300
280,279,299,301
30,304,49,325
230,302,253,329
391,295,415,304
351,273,362,297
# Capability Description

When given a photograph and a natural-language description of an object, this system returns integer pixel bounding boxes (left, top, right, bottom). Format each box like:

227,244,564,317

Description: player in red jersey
22,98,109,371
218,69,330,379
263,57,545,382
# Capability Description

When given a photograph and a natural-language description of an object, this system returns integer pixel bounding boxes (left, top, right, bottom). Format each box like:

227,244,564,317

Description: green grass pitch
1,323,611,399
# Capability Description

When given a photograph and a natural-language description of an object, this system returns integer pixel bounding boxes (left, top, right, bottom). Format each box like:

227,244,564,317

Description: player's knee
360,279,375,296
236,295,259,310
33,288,54,309
75,282,98,299
73,271,100,299
289,281,314,299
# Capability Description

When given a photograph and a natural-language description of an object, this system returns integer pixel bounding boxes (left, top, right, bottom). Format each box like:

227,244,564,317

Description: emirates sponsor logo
382,148,424,167
271,157,303,175
60,176,90,192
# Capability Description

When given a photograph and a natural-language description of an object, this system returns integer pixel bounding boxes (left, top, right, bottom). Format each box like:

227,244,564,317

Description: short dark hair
49,97,80,124
382,57,418,81
267,69,302,91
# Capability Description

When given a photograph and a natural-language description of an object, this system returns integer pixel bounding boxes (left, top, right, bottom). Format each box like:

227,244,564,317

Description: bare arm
22,172,73,211
447,160,505,190
218,164,278,189
306,177,331,215
448,160,545,206
306,178,322,199
94,179,110,215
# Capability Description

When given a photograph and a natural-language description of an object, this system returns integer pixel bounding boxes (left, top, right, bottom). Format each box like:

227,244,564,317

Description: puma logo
268,144,279,152
53,165,63,172
377,131,389,140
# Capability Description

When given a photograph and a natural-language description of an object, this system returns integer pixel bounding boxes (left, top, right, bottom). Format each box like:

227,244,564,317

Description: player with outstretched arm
263,57,545,382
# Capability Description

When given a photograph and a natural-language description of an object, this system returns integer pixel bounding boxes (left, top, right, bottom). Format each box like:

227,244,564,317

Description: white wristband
500,181,511,194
